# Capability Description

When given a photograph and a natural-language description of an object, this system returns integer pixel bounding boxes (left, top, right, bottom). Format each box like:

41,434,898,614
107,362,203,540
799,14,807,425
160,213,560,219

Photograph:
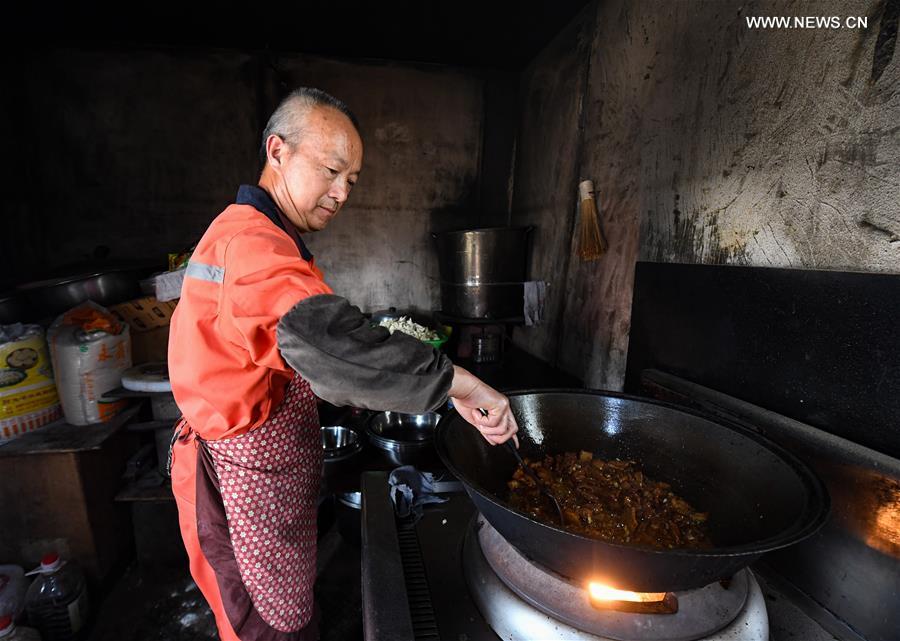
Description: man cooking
167,87,519,641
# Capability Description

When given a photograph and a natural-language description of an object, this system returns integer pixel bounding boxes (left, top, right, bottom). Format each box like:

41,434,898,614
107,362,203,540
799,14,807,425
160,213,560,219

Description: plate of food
376,315,449,349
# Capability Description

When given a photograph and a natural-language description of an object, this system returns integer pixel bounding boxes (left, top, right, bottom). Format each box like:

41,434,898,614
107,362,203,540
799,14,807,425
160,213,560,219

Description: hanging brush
577,180,607,261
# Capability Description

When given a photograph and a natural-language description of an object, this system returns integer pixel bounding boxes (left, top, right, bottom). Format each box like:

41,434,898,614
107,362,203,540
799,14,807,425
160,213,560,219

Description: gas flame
587,582,667,603
869,493,900,556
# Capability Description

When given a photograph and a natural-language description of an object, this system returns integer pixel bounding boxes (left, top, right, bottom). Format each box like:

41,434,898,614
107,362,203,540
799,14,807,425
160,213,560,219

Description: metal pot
17,266,154,320
367,411,440,467
433,227,532,319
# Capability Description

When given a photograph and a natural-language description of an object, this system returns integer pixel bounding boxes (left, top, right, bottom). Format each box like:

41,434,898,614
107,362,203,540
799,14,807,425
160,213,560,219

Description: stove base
464,518,769,641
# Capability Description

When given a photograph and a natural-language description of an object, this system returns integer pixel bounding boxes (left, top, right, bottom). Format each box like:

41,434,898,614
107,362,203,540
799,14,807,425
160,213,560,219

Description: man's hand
449,366,519,446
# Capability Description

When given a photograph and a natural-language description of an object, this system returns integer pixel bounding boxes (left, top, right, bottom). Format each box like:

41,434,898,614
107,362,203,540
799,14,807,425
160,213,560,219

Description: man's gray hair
259,87,360,163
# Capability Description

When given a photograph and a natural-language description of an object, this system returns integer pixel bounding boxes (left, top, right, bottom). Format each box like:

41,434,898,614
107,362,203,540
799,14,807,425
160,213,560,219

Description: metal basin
17,266,154,319
367,411,440,467
321,426,362,461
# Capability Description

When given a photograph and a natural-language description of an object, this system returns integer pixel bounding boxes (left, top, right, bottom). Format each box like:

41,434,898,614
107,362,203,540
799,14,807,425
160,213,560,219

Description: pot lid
370,307,407,323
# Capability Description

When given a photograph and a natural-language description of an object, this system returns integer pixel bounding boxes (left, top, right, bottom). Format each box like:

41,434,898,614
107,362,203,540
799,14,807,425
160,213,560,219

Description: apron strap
165,417,191,478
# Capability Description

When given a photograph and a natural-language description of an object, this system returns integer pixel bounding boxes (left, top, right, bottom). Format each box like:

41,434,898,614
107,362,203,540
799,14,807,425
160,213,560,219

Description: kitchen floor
87,516,363,641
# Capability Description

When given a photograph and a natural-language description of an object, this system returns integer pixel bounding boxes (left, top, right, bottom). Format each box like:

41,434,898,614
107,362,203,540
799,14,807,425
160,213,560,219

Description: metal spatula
478,408,565,527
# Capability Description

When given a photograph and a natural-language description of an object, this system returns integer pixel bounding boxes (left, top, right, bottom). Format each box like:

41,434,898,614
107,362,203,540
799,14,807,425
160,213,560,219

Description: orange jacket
169,196,331,441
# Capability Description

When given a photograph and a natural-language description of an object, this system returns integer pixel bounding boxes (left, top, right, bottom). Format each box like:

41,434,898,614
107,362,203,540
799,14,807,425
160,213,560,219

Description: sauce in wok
507,451,711,549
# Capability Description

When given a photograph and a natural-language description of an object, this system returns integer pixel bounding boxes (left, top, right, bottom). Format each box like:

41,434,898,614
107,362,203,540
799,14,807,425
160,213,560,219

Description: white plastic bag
47,302,131,425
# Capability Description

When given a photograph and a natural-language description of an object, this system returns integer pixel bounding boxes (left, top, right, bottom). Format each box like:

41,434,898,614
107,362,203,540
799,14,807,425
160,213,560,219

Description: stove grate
397,521,440,640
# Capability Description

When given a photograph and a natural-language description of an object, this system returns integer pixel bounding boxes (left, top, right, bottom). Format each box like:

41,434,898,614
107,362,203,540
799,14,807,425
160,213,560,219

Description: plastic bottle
0,615,41,641
0,565,27,621
24,553,88,641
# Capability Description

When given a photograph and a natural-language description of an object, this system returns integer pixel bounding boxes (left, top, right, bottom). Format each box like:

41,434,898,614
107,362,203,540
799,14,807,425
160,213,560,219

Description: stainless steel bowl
366,411,440,467
321,426,362,461
337,491,362,509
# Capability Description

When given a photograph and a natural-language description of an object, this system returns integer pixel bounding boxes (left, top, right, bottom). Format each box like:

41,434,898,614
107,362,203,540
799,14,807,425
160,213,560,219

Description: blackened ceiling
9,0,594,70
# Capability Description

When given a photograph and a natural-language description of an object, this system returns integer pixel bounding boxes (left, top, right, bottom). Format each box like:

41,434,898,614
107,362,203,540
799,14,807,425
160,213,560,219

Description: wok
435,389,829,592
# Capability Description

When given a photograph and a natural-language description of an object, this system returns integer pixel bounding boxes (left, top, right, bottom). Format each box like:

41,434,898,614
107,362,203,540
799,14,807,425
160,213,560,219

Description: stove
360,473,768,641
466,516,767,641
360,263,898,641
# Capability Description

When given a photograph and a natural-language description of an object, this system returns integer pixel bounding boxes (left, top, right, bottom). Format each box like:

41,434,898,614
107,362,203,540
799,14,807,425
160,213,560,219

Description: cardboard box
110,297,176,364
130,327,170,364
110,297,176,332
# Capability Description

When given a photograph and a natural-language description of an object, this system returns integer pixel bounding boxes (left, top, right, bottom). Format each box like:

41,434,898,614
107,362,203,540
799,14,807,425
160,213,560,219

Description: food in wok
507,450,711,549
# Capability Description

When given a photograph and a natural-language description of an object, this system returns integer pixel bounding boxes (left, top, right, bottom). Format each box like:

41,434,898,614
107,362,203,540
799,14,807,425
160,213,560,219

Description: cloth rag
523,280,547,326
388,466,448,521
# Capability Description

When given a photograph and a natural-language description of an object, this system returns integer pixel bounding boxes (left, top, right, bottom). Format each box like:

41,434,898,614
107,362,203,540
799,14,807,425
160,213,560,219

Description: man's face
269,106,363,233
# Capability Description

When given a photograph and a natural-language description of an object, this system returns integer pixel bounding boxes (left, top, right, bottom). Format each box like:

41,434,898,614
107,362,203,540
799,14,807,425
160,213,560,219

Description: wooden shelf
0,404,141,457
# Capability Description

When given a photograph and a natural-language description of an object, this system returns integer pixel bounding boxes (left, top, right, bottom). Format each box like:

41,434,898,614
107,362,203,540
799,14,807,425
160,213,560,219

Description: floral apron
172,375,322,640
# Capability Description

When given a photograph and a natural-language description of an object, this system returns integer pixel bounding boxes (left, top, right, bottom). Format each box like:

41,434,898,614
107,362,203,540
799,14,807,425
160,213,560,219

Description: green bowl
423,332,449,349
371,322,449,350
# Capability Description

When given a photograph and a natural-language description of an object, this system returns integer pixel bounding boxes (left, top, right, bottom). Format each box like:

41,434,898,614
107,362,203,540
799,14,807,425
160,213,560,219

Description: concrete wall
508,15,593,364
268,57,485,313
3,49,505,313
4,50,259,289
510,0,900,389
